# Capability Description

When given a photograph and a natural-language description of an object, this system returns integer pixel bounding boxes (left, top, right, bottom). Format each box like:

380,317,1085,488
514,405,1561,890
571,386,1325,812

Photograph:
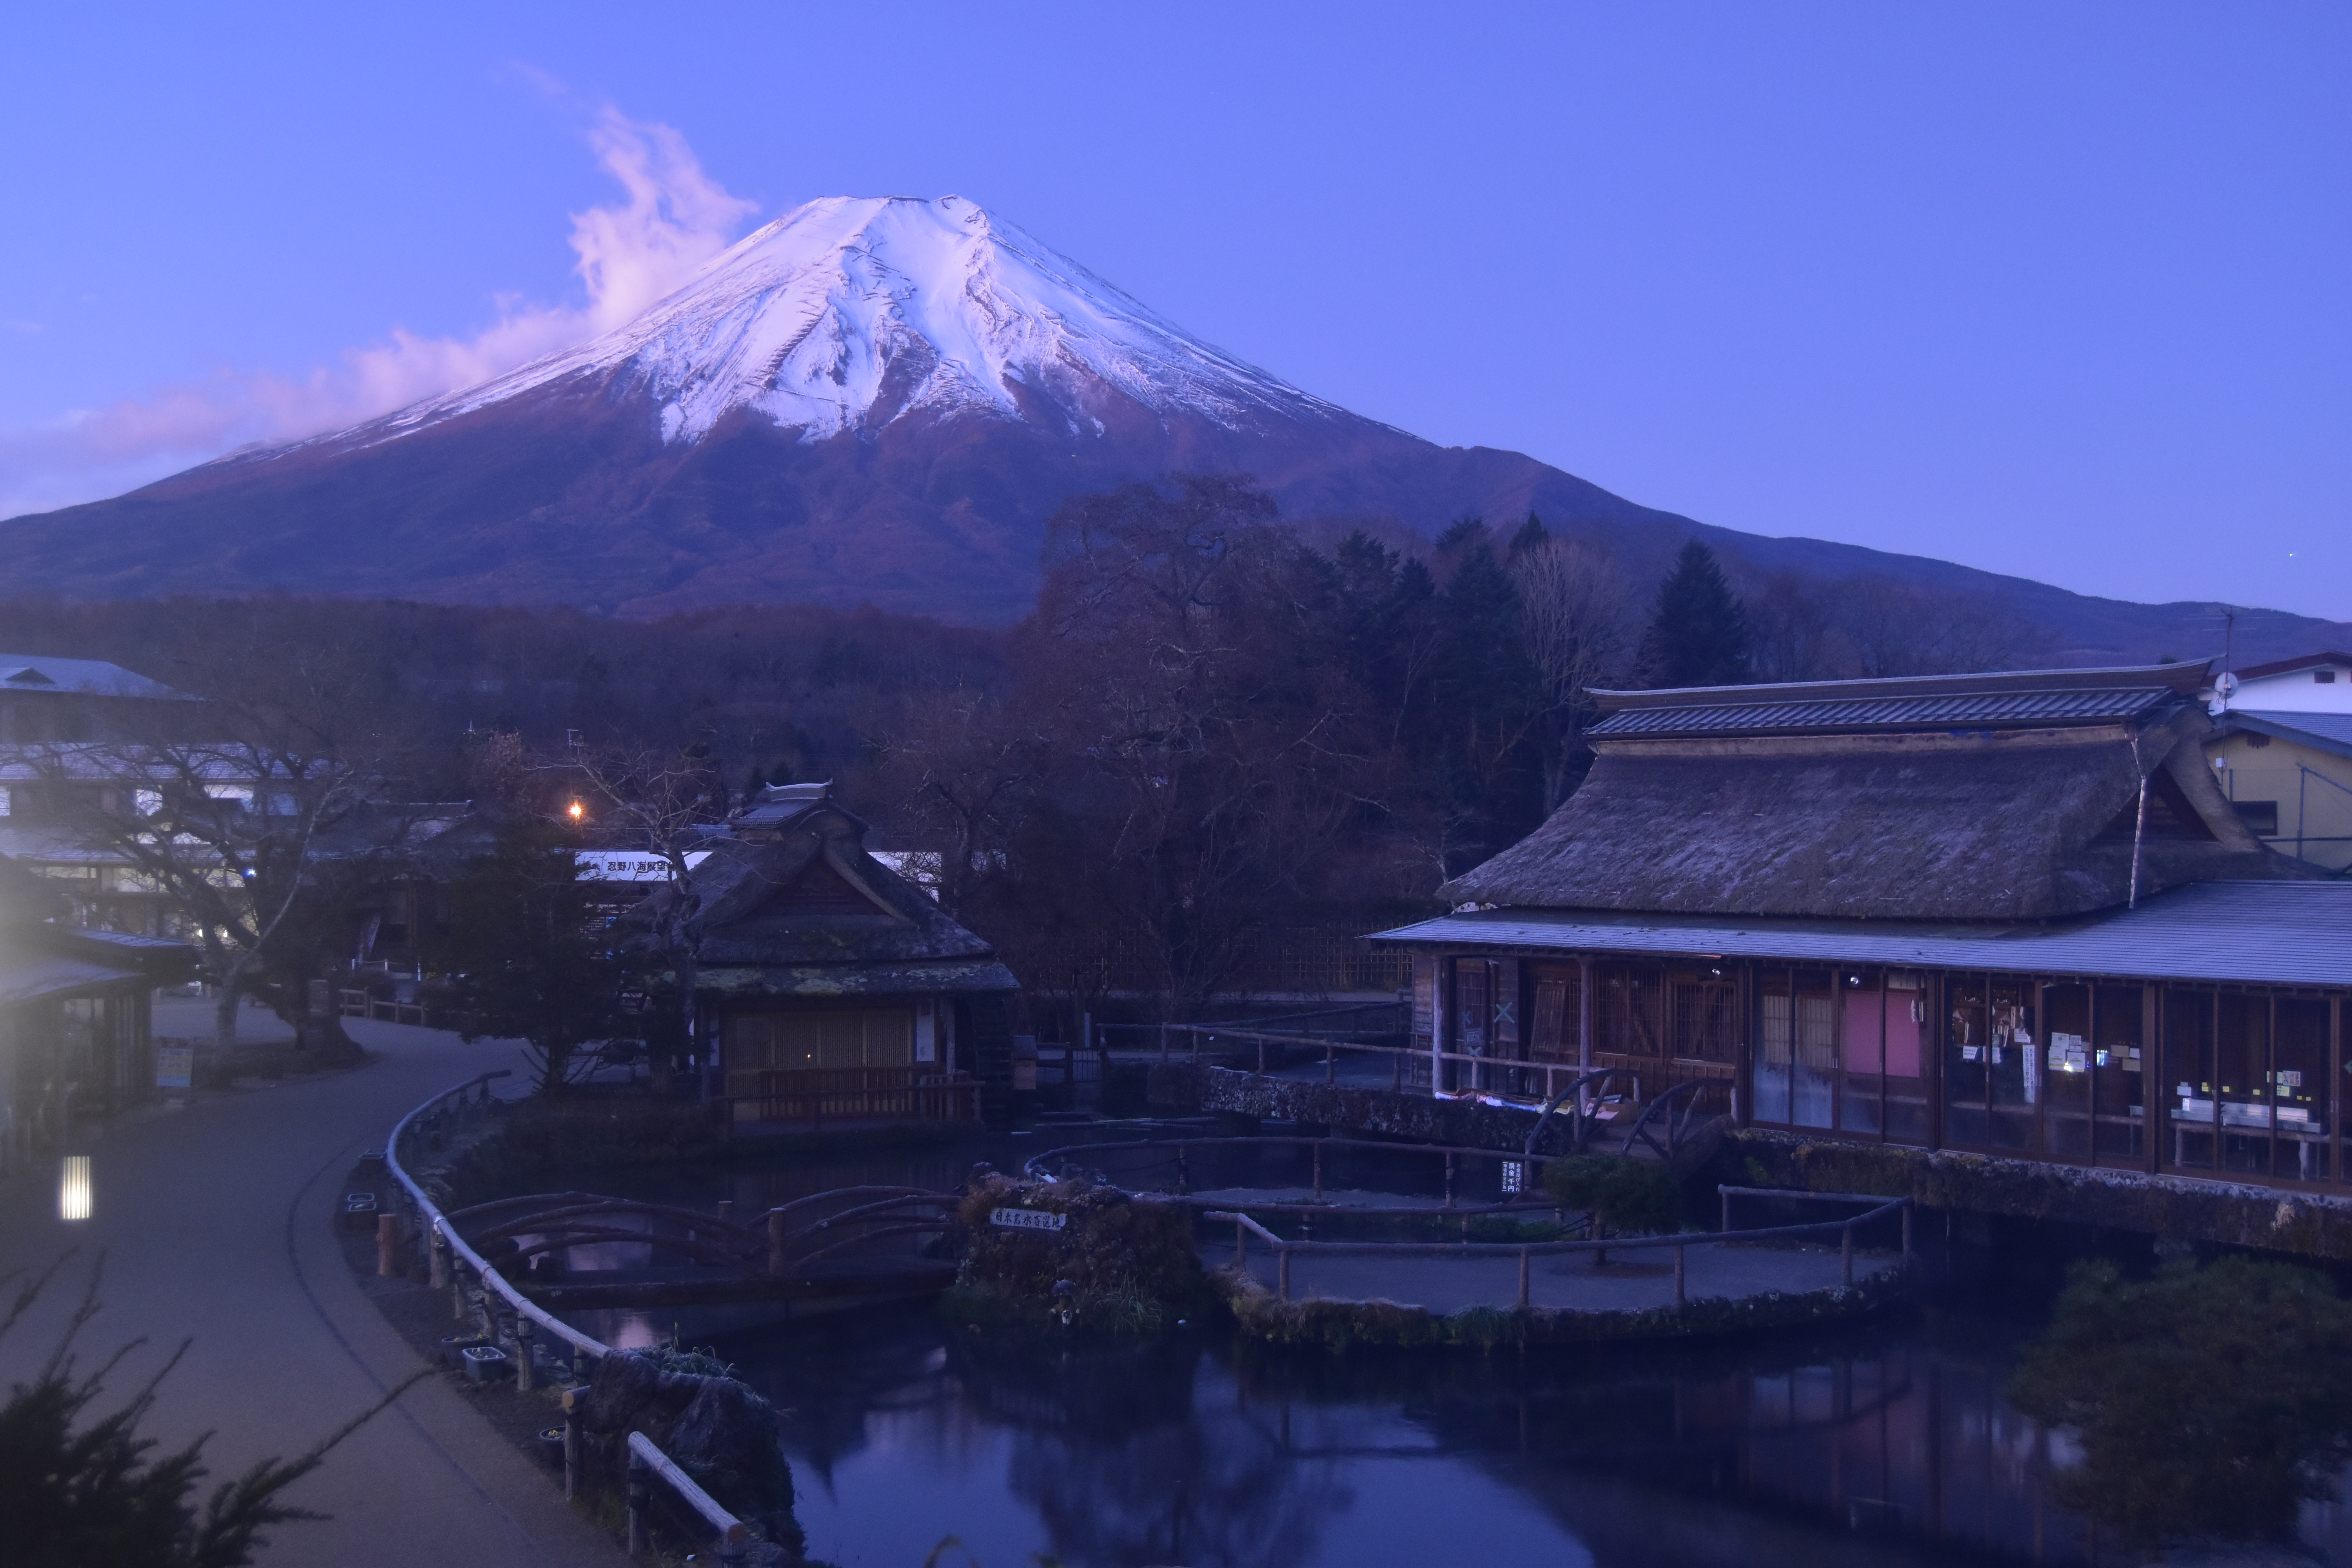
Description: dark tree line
0,479,2049,1016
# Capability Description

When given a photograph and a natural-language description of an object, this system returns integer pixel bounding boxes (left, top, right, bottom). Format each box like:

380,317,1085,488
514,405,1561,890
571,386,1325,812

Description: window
2234,800,2280,835
1594,965,1664,1057
2317,670,2338,684
1666,972,1739,1062
1526,963,1580,1063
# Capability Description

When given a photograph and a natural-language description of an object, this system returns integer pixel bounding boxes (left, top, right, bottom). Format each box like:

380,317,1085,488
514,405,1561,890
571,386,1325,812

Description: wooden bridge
443,1185,962,1312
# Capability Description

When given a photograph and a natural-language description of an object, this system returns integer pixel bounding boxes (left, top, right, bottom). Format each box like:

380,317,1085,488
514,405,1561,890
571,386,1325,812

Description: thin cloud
0,105,756,521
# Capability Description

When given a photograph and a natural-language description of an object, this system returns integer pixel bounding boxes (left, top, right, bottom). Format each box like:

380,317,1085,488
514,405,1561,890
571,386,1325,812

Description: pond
541,1136,2352,1567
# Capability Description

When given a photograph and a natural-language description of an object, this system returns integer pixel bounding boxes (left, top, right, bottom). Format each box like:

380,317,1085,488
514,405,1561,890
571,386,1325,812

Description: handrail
383,1070,611,1361
1201,1200,1908,1261
1204,1185,1914,1302
626,1430,749,1563
1023,1132,1555,1182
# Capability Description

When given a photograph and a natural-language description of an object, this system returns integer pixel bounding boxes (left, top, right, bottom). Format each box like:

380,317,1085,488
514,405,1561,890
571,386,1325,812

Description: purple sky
1,3,2343,619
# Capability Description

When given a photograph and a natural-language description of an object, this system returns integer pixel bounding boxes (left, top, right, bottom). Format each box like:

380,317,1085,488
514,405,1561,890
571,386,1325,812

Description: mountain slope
2,195,2342,661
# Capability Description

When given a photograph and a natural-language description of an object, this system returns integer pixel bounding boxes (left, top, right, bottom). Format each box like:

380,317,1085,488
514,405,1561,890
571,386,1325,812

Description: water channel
541,1135,2352,1567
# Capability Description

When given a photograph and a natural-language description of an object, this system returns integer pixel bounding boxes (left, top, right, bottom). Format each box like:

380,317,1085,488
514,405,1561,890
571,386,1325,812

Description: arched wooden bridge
443,1185,962,1311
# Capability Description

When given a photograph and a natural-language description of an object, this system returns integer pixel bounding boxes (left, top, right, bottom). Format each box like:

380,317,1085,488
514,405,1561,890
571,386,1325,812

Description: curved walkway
0,1007,628,1566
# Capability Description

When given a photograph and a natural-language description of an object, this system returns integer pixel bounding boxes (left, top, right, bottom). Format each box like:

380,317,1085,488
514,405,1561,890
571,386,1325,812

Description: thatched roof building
636,782,1018,1127
1445,662,2313,921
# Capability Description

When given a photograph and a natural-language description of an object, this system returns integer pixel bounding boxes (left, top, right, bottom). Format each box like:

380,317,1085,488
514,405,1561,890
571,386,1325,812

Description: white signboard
990,1207,1067,1232
154,1044,194,1090
576,850,712,883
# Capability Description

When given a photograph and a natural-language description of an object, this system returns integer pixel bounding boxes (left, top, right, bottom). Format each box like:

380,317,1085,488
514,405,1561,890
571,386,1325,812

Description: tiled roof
1588,687,2174,739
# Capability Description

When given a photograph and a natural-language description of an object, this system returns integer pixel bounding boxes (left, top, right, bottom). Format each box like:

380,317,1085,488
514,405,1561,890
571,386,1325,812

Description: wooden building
0,856,196,1180
646,784,1019,1128
1375,664,2352,1189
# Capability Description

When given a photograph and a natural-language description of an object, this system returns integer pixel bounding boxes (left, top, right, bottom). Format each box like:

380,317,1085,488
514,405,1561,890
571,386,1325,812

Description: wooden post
1278,1246,1291,1301
1841,1222,1854,1288
1902,1201,1913,1256
562,1387,588,1500
1675,1243,1687,1307
514,1318,537,1392
451,1262,468,1321
376,1212,400,1277
1257,1038,1266,1075
428,1221,447,1290
626,1451,650,1556
1234,1216,1247,1270
1720,1189,1731,1234
1325,1040,1335,1085
1392,1049,1403,1094
1517,1247,1530,1310
1177,1148,1189,1194
767,1210,788,1276
1312,1143,1323,1202
1443,1152,1454,1208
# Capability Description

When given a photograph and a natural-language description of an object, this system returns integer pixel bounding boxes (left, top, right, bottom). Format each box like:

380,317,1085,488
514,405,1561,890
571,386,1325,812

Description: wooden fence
726,1067,979,1128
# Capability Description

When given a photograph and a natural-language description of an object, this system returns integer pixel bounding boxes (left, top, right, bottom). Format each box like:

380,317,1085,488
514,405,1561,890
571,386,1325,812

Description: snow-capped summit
382,195,1344,447
0,191,1758,624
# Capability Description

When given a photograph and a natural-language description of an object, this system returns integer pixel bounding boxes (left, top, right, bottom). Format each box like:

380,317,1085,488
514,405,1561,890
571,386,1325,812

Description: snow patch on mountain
367,195,1347,447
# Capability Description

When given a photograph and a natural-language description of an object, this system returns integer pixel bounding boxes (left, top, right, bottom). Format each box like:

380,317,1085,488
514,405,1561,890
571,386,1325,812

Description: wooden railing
387,1075,756,1563
1209,1184,1913,1307
726,1067,979,1127
338,988,444,1028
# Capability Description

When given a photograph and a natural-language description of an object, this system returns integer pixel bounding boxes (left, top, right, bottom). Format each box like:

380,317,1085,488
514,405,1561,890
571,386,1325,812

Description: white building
2205,651,2352,871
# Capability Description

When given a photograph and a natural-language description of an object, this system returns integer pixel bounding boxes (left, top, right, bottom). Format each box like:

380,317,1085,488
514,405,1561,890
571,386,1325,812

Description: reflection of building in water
714,1305,2352,1567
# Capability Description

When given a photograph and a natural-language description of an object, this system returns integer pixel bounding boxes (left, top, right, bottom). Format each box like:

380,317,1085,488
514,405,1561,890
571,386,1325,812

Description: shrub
2008,1254,2352,1546
1540,1154,1681,1237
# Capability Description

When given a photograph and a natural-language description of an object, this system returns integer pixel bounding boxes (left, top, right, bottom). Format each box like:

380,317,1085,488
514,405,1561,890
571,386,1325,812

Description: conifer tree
1639,541,1752,688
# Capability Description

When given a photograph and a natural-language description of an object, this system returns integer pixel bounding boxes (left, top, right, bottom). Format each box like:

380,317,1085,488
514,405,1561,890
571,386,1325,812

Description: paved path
0,1008,629,1566
1209,1236,1898,1314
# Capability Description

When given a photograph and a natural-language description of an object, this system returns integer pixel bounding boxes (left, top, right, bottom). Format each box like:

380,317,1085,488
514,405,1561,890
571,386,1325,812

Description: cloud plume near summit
0,106,755,521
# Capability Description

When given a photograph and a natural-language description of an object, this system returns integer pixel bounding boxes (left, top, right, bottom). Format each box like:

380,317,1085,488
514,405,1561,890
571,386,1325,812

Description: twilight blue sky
1,4,2344,618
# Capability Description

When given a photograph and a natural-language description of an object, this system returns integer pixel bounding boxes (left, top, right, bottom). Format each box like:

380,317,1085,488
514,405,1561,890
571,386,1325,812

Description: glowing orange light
567,800,585,822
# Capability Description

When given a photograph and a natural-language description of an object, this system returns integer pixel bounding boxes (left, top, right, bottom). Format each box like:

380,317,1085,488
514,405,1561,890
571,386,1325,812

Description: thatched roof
635,789,1015,998
1446,666,2316,921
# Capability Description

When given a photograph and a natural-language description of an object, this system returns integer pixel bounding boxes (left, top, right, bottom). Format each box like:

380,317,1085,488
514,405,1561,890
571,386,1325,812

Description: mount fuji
0,194,2339,659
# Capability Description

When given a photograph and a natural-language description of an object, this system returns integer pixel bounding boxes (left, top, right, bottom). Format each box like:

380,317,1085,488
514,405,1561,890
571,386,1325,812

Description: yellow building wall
2205,731,2352,871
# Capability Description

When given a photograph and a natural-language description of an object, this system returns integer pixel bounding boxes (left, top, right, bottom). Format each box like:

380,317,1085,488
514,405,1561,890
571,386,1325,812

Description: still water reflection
698,1305,2352,1568
535,1142,2352,1565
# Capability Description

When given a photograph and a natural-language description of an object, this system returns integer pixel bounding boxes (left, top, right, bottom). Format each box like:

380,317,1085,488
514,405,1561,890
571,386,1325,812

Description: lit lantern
59,1156,92,1222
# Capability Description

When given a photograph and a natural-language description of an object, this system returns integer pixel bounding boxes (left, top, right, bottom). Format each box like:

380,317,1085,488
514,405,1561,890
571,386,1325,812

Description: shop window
2164,989,2218,1170
2276,998,2328,1181
1944,980,1991,1148
2092,985,2147,1163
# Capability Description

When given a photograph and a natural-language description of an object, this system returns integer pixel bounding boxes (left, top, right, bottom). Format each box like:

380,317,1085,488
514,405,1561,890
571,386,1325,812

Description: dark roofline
2236,651,2352,682
1367,880,2352,990
1589,661,2212,713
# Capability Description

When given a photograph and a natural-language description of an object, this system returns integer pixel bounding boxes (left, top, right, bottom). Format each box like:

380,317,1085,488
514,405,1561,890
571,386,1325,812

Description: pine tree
1639,541,1752,688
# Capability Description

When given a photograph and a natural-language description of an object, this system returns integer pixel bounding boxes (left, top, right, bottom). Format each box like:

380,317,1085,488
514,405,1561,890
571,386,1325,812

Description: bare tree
563,743,724,1096
1837,574,2058,677
875,688,1036,917
1510,536,1631,811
